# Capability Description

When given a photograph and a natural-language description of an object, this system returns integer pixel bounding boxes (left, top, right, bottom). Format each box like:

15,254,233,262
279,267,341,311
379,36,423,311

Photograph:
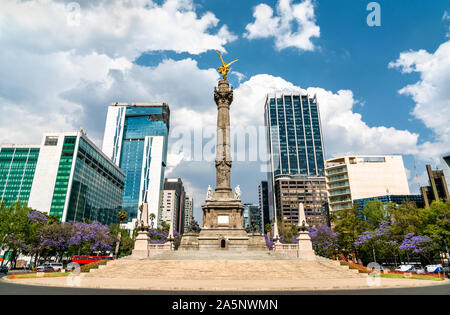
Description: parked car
48,263,63,271
0,265,9,274
425,264,443,273
395,265,415,272
36,265,55,272
415,267,426,274
442,266,450,278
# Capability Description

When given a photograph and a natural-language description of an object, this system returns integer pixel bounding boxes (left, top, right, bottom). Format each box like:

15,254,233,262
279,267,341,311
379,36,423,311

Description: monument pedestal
198,198,249,250
248,234,269,251
296,231,317,260
179,232,200,251
131,231,150,258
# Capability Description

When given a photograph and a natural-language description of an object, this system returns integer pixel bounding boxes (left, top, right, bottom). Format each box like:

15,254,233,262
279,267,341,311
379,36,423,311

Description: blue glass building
102,103,170,225
353,194,425,211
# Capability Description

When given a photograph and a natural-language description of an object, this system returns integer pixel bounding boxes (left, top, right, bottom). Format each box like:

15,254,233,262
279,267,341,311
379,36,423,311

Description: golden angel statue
216,51,238,80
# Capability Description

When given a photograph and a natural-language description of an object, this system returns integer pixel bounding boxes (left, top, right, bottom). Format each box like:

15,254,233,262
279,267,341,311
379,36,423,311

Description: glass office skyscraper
264,93,327,225
0,145,40,207
265,94,325,177
26,131,125,225
102,103,170,225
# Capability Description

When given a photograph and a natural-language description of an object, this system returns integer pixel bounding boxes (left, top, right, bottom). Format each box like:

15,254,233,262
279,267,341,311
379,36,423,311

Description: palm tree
114,210,128,258
118,210,128,224
149,213,156,229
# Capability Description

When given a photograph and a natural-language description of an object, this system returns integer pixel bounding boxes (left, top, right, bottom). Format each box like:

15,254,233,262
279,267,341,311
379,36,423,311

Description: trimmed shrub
80,260,108,273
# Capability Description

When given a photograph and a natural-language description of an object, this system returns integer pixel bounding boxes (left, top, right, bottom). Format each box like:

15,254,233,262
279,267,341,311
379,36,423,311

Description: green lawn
379,273,444,281
8,272,70,279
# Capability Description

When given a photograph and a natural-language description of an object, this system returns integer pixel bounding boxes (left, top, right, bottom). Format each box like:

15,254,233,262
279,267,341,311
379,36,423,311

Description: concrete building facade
420,164,449,208
441,155,450,196
184,196,194,230
325,155,410,212
274,176,329,227
161,178,185,233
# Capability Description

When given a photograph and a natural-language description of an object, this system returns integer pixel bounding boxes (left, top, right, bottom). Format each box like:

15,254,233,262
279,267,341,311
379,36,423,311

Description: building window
45,136,58,146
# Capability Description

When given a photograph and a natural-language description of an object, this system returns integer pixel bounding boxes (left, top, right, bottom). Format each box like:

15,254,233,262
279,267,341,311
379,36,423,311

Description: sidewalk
4,275,448,291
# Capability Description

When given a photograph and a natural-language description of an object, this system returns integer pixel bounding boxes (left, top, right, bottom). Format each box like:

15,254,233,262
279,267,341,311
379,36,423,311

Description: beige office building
161,190,176,225
325,155,410,212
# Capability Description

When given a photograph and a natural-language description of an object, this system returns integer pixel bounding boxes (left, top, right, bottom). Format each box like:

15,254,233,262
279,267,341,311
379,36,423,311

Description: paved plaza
3,251,448,292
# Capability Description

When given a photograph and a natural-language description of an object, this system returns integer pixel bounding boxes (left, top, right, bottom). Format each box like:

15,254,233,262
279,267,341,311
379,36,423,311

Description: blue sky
1,0,449,221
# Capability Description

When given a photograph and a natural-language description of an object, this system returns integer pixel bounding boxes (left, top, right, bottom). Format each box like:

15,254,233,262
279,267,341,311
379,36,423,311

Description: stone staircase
82,250,365,281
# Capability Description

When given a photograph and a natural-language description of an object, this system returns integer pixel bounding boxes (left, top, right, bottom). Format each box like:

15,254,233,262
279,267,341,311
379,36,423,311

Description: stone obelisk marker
197,52,249,250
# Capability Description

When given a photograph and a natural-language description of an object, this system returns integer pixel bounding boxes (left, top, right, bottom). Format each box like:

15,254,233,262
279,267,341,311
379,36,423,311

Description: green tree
277,219,298,243
114,210,128,258
362,199,390,228
422,200,450,257
331,205,370,260
0,201,32,268
264,223,272,234
390,201,426,240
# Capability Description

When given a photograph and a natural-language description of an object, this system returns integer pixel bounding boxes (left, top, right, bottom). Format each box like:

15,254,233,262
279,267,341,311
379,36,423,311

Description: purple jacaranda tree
309,225,339,258
26,211,49,266
148,228,181,246
354,221,394,263
40,221,114,261
27,211,48,224
264,233,274,250
399,233,435,263
39,223,74,261
68,221,113,254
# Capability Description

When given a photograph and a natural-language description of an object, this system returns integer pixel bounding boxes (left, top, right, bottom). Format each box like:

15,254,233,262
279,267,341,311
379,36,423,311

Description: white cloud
244,0,320,51
0,0,236,59
2,0,442,215
231,74,419,158
0,0,234,146
389,40,450,162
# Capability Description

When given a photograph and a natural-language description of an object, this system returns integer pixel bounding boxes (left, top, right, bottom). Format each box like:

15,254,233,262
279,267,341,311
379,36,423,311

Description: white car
48,263,63,271
37,262,63,272
395,265,414,272
36,265,54,272
425,264,443,273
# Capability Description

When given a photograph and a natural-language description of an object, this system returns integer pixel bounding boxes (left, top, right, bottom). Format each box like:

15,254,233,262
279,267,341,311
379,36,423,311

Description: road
1,276,449,295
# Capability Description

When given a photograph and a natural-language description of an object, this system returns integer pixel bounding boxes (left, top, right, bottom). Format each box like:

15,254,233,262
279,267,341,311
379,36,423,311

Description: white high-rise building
161,190,175,226
325,155,410,212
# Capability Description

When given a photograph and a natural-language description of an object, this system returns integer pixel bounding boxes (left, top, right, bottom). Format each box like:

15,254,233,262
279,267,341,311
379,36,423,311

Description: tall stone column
194,54,267,251
213,79,233,199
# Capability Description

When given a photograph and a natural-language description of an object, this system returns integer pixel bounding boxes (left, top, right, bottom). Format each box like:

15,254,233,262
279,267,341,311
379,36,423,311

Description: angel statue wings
216,51,238,80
